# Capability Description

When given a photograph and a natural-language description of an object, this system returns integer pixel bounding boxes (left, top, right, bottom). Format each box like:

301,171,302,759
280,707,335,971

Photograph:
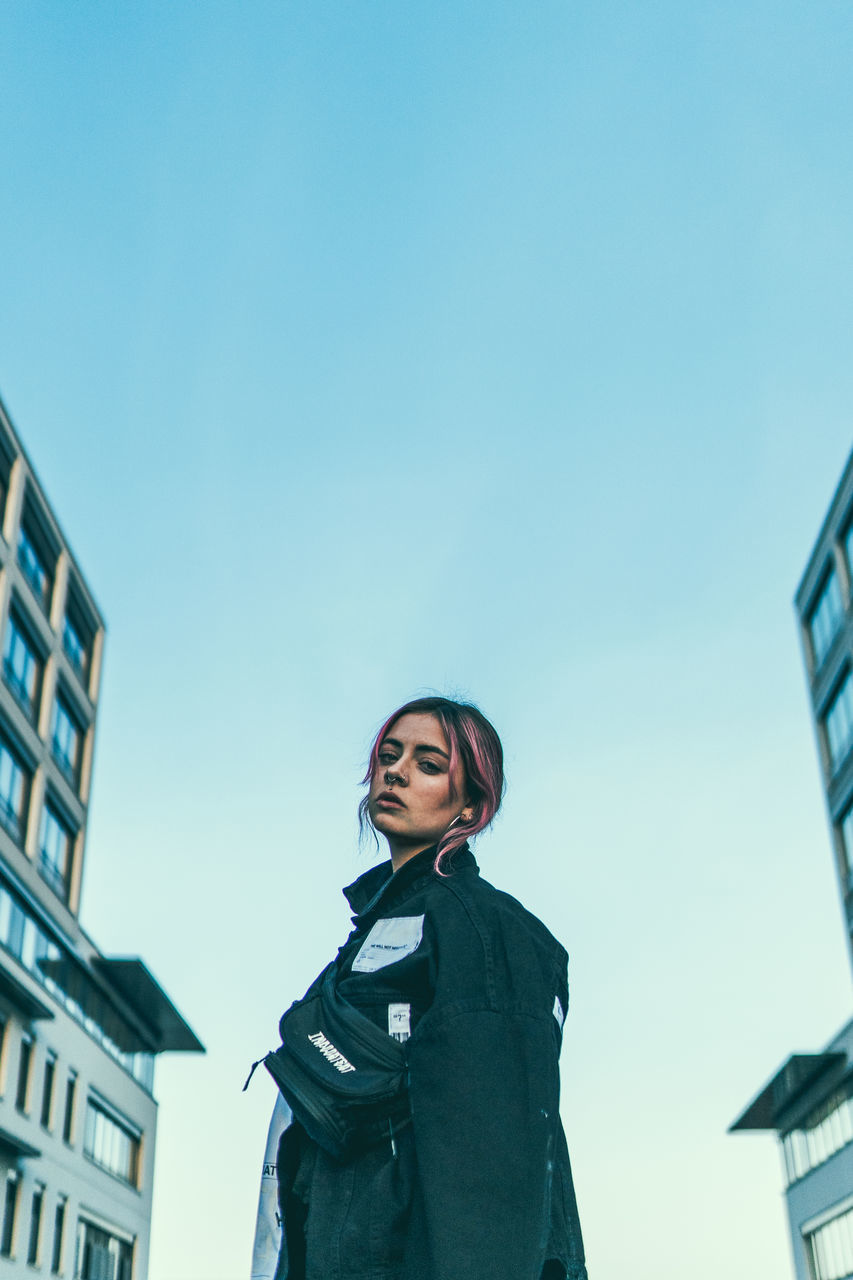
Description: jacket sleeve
404,994,585,1280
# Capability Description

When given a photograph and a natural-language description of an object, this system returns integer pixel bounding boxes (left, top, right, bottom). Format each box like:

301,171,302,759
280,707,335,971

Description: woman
258,696,587,1280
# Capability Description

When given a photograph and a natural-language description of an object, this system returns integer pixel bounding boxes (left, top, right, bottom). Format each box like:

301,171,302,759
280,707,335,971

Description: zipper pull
389,1118,398,1160
242,1055,267,1092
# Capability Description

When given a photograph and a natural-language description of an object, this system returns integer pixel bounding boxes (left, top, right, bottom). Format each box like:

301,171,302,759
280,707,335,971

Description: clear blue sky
2,3,853,1277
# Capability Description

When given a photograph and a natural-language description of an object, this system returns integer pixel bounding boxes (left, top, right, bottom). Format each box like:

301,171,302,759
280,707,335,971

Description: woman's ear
460,806,474,824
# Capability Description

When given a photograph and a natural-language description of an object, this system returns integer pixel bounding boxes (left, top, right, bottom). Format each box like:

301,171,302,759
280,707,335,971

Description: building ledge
0,1126,40,1160
729,1052,847,1131
0,963,55,1021
93,958,204,1053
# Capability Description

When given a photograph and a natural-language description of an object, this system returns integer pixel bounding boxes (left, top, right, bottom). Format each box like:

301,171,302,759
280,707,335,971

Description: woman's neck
388,841,436,873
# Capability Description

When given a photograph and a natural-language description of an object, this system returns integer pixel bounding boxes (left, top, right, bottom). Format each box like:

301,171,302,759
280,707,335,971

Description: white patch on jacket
351,915,425,973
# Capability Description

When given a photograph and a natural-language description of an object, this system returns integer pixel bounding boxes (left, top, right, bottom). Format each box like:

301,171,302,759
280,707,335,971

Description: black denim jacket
274,844,588,1280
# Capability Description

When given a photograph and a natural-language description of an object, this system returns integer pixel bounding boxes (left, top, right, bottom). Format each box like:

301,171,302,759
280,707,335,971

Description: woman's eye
378,752,396,765
420,760,440,773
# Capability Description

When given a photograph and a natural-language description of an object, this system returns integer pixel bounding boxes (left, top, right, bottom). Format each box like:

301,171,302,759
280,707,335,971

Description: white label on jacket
553,995,565,1029
388,1003,411,1042
307,1031,357,1073
351,915,425,973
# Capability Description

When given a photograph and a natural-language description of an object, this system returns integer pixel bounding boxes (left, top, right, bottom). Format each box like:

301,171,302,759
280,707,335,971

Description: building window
782,1090,853,1185
825,673,853,772
845,519,853,582
0,884,55,984
2,610,43,722
27,1184,44,1266
62,1070,77,1145
63,616,86,676
41,1050,56,1129
842,807,853,891
1,894,42,978
50,695,83,789
809,570,844,669
1,1171,19,1258
5,895,25,958
75,1219,133,1280
0,733,30,843
16,1033,32,1113
39,803,75,902
84,1097,141,1187
50,1198,65,1275
0,444,12,537
807,1203,853,1280
62,590,92,683
17,521,53,614
0,877,156,1094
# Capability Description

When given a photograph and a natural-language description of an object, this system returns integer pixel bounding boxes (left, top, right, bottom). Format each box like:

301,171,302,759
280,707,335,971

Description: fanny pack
261,972,410,1161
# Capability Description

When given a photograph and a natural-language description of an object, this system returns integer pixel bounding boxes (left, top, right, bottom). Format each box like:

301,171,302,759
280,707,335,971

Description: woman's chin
371,810,405,836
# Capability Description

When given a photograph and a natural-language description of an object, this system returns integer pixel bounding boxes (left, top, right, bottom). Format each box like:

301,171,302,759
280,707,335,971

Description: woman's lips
376,792,406,808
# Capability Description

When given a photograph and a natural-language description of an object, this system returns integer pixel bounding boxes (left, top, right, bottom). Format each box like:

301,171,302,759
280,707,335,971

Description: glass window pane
826,675,853,770
17,524,52,610
51,697,82,784
83,1099,140,1185
809,571,844,668
808,1204,853,1280
39,804,73,898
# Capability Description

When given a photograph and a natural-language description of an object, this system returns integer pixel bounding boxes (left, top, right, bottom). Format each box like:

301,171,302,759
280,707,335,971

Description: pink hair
359,696,505,873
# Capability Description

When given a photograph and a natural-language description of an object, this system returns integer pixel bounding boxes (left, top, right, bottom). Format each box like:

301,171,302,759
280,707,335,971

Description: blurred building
0,395,203,1280
730,447,853,1280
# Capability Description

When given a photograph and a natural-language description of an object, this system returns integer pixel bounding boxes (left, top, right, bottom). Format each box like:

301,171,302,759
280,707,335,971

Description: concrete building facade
731,447,853,1280
0,395,202,1280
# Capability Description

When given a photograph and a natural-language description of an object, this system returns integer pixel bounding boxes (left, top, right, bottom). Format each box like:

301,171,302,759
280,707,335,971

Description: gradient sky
2,3,853,1278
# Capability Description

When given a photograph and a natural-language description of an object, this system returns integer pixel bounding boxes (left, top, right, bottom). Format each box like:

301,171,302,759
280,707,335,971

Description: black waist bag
264,972,409,1162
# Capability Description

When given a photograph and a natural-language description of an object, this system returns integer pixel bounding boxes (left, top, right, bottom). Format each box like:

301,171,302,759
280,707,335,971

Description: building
730,447,853,1280
0,394,203,1280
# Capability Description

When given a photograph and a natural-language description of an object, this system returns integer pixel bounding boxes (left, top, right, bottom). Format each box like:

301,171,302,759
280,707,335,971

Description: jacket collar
343,842,478,920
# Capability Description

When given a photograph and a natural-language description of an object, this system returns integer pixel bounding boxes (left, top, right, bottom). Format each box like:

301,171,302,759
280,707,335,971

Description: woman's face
368,712,470,867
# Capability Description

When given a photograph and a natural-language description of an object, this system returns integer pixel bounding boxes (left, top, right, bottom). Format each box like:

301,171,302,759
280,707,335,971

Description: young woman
258,696,587,1280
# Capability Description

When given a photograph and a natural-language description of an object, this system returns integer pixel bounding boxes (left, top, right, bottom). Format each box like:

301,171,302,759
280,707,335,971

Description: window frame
824,669,853,774
26,1183,44,1267
0,432,14,541
50,690,85,790
40,1049,57,1129
781,1089,853,1185
62,582,94,685
50,1197,66,1276
2,603,45,723
843,511,853,585
807,565,845,671
840,805,853,892
62,1070,77,1146
84,1093,142,1188
0,726,32,846
1,1170,19,1258
15,1032,32,1114
38,797,76,903
16,506,56,617
75,1218,134,1280
806,1202,853,1280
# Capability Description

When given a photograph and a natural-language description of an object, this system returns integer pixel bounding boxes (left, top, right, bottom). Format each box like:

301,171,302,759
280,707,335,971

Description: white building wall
0,983,157,1279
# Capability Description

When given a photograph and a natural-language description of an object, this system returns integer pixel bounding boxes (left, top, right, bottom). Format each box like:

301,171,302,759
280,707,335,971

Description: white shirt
250,1093,292,1280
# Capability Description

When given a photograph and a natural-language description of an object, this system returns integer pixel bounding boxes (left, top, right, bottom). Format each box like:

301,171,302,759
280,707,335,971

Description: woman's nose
385,765,407,785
